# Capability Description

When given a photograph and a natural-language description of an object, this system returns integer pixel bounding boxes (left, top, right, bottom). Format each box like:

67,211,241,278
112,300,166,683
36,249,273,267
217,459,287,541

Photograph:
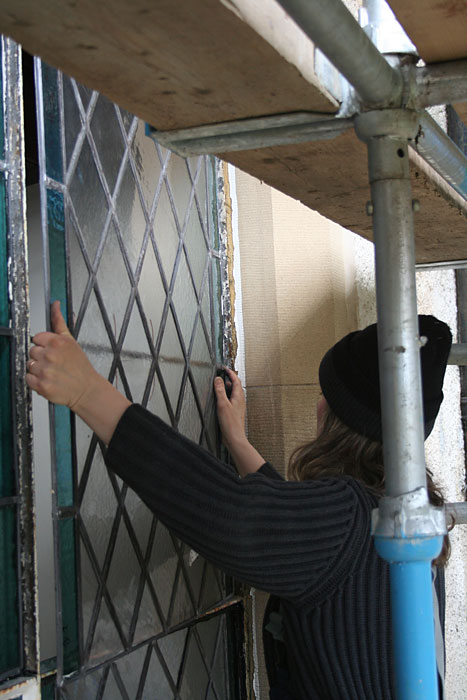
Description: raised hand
214,368,247,451
26,300,100,409
26,301,131,444
214,367,265,476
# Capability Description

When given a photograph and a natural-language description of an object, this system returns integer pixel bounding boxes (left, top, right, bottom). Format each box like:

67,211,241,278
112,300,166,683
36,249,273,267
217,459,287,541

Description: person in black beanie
27,304,452,700
318,314,452,442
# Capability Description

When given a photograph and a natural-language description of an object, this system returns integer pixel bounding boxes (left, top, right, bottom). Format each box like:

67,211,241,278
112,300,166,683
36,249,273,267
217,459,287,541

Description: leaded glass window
34,61,245,698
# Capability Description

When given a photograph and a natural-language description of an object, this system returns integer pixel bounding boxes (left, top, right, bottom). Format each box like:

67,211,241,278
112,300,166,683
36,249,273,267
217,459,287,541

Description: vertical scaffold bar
355,110,446,700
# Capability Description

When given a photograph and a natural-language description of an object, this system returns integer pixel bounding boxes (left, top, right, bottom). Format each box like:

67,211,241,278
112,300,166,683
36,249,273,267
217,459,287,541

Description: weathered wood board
388,0,467,123
223,129,467,265
0,0,337,130
0,0,465,262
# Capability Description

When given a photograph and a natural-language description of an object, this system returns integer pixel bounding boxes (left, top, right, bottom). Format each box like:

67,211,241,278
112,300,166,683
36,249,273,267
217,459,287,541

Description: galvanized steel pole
355,110,427,497
411,59,467,109
355,109,446,700
275,0,403,106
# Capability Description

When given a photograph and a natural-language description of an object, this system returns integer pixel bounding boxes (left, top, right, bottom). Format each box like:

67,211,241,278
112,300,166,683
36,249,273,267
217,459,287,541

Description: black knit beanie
318,315,452,442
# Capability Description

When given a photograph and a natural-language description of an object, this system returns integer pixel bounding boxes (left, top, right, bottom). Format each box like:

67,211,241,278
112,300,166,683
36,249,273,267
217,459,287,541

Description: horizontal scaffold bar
446,502,467,525
447,344,467,366
147,113,353,156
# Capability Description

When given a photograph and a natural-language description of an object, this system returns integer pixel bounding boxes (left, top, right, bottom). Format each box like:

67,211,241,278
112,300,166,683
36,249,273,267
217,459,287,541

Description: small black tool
216,366,233,399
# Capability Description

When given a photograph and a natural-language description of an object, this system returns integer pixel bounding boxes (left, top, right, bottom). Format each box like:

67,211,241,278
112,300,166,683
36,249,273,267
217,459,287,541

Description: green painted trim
0,336,13,500
41,673,57,700
46,188,73,508
0,505,20,675
0,174,9,327
47,189,68,322
40,656,57,676
59,518,79,674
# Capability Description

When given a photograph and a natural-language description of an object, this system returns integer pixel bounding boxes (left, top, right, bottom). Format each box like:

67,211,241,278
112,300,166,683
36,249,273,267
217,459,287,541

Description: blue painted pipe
375,536,443,700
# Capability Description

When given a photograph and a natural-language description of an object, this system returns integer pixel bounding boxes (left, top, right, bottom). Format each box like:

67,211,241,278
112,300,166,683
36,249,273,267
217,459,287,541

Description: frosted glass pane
115,160,147,274
190,319,214,417
74,413,95,484
94,223,132,341
114,642,147,699
179,632,209,700
123,488,154,555
101,670,125,700
171,252,197,349
44,56,230,691
165,154,192,229
79,538,99,651
138,236,166,342
90,598,124,663
80,449,119,568
77,83,93,111
177,379,202,444
147,523,178,622
187,156,207,229
157,628,187,685
153,182,180,285
67,217,90,322
77,291,114,380
159,310,185,416
169,554,196,626
118,106,135,135
141,646,173,699
133,582,163,645
63,669,102,700
106,519,142,639
197,615,220,668
119,303,153,403
131,121,163,214
90,96,125,196
184,199,208,295
199,564,223,612
69,137,108,264
63,76,83,175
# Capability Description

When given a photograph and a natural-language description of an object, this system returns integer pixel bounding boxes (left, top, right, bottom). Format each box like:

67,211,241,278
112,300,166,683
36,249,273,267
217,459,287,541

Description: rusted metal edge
3,37,40,678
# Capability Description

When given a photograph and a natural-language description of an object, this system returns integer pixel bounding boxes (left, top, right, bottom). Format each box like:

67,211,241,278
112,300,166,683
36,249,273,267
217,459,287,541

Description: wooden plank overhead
224,129,467,265
388,0,467,123
0,0,465,263
0,0,337,130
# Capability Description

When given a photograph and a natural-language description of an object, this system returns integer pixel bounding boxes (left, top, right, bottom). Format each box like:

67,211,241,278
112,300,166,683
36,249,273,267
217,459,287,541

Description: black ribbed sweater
104,404,445,700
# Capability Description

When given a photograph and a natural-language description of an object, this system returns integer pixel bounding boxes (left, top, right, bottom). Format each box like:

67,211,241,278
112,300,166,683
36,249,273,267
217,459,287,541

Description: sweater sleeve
104,404,368,602
257,462,285,481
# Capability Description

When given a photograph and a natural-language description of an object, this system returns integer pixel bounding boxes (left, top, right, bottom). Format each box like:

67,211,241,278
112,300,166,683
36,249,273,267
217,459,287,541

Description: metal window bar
35,61,244,699
0,36,39,693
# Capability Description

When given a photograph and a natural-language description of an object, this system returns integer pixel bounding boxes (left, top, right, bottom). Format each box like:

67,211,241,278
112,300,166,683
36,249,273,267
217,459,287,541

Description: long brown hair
288,405,451,566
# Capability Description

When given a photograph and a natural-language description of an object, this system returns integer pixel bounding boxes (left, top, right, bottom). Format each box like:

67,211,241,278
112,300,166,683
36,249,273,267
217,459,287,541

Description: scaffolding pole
355,109,446,700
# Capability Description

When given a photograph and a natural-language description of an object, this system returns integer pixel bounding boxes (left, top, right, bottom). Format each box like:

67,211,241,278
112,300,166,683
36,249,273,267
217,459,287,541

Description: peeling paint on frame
215,158,238,365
